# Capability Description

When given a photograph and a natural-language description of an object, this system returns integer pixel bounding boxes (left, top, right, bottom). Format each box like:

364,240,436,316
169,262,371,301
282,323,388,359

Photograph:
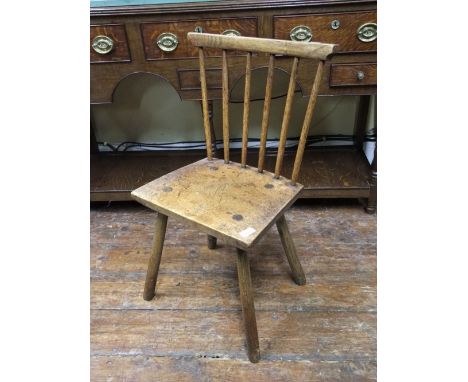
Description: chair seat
131,158,303,248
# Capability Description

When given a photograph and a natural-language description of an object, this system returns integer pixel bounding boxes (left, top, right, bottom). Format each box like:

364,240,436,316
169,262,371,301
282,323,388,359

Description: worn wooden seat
132,157,303,249
131,32,336,363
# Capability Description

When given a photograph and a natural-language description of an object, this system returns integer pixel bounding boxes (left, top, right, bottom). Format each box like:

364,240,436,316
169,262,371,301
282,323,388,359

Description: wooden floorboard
91,274,375,312
91,310,375,358
91,356,377,382
91,200,376,381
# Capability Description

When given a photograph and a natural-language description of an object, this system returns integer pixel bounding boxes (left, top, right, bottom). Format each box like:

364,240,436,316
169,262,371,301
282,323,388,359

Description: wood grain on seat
131,158,303,249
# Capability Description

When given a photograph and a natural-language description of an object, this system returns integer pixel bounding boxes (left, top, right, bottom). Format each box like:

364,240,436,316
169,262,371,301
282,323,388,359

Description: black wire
96,142,118,151
98,134,368,153
122,143,207,151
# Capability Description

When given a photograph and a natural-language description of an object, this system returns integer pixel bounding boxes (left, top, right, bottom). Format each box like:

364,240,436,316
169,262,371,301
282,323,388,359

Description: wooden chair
131,32,336,363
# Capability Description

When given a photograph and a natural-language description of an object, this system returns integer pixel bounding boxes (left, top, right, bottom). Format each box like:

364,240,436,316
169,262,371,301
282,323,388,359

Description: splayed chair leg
276,215,306,285
236,248,260,363
143,213,168,301
207,235,217,249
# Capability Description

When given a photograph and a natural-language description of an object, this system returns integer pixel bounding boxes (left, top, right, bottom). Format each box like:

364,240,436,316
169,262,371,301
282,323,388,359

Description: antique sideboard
90,0,377,212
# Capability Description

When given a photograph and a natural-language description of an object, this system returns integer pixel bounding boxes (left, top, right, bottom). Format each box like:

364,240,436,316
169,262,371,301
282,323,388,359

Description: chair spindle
193,34,333,183
274,56,299,178
198,47,213,160
258,54,275,173
241,52,252,168
291,60,325,184
222,49,230,163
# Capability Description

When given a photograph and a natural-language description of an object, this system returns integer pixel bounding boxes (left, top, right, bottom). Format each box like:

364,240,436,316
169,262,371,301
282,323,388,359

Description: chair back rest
187,32,336,184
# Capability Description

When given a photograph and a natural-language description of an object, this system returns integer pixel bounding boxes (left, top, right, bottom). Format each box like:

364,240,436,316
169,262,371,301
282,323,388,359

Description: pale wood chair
131,32,336,363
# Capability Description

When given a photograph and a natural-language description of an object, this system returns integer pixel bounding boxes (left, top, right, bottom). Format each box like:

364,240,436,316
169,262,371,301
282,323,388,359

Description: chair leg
236,248,260,363
276,215,306,286
143,213,168,301
207,235,217,249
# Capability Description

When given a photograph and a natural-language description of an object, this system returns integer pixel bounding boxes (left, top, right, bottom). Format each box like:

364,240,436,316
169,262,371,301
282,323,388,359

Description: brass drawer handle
356,71,365,81
222,29,241,37
92,35,114,55
357,23,377,42
156,32,179,52
289,25,312,42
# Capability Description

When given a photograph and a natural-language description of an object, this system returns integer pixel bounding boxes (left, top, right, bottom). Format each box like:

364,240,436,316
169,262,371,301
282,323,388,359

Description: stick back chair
131,32,336,363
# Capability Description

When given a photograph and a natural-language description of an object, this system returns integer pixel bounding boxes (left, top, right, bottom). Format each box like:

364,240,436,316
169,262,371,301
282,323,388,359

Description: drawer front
273,11,377,53
90,24,131,64
141,17,258,60
330,63,376,87
178,68,222,90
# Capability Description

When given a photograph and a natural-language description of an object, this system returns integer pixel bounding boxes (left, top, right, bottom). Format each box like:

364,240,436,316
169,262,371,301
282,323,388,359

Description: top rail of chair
187,32,336,60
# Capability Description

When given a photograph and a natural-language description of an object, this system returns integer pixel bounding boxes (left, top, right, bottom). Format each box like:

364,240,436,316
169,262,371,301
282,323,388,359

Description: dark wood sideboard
90,0,377,212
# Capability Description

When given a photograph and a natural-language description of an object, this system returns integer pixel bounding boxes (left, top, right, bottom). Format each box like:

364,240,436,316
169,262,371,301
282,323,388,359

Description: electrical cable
96,133,370,152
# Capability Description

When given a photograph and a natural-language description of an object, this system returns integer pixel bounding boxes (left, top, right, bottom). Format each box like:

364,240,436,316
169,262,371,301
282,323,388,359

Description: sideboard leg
199,100,218,153
90,107,99,154
366,141,377,214
199,100,218,154
353,95,371,152
208,100,219,153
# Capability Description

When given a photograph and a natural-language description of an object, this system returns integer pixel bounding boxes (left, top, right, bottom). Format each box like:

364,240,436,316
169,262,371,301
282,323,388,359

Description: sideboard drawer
273,11,376,53
141,17,258,60
330,63,376,87
90,24,131,64
178,68,222,90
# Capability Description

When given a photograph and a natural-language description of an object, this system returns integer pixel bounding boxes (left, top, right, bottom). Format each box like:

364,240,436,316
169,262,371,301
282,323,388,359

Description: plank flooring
91,200,376,381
